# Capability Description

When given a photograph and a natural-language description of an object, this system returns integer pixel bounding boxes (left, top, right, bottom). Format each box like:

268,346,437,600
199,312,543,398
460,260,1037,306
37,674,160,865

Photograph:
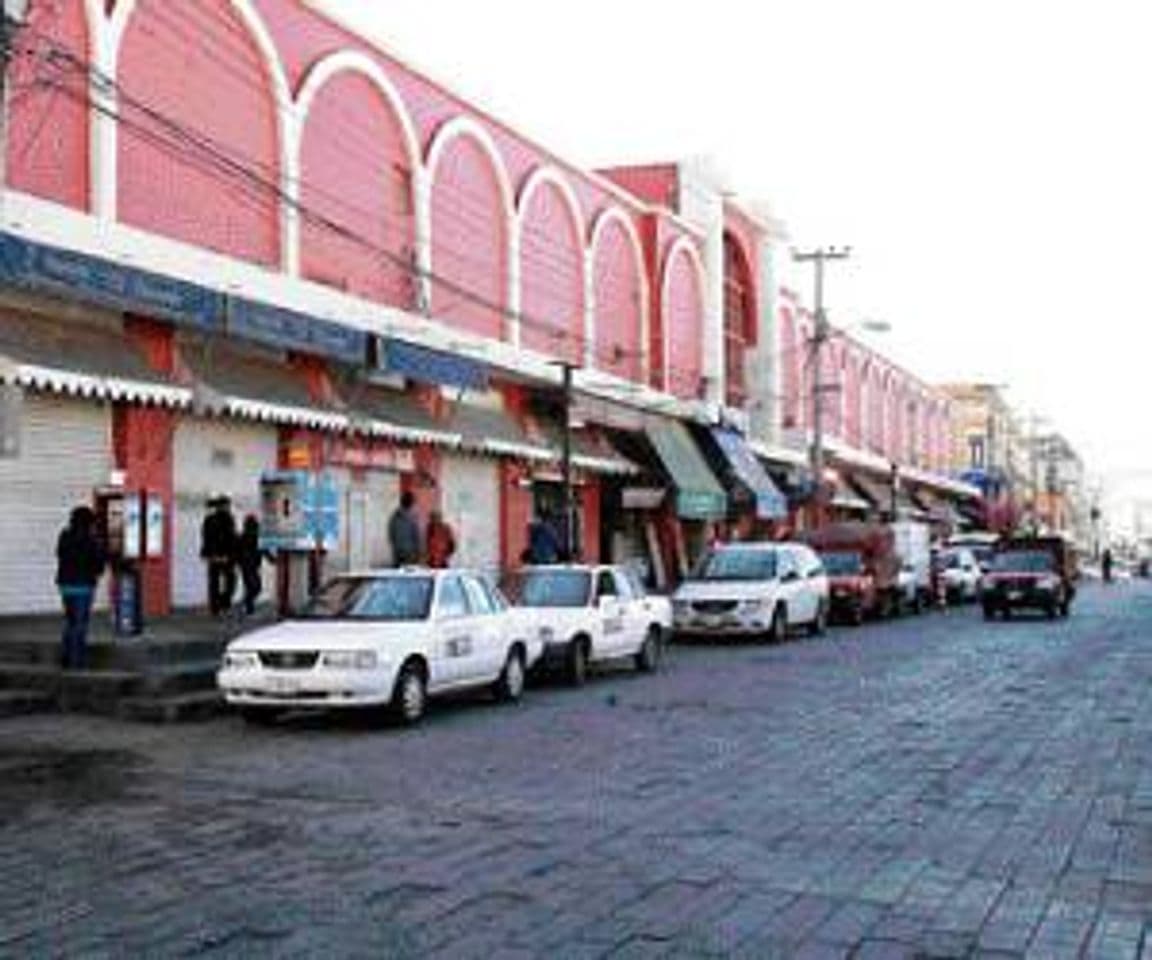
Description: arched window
723,233,756,407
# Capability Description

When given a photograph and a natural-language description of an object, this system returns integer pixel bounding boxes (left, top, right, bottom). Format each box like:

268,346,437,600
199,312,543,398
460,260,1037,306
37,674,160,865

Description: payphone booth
260,470,339,616
94,485,165,635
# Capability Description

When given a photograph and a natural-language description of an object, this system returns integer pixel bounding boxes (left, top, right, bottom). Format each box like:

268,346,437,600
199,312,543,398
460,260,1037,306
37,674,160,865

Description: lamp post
551,360,580,561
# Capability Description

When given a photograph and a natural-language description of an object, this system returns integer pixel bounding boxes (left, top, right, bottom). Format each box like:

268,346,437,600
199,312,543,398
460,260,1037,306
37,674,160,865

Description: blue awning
711,428,789,519
380,338,489,391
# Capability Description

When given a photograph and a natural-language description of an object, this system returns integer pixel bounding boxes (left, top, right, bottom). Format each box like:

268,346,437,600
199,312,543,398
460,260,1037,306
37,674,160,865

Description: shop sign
0,232,222,330
622,487,666,510
329,437,415,473
259,470,340,551
228,298,367,365
379,338,488,391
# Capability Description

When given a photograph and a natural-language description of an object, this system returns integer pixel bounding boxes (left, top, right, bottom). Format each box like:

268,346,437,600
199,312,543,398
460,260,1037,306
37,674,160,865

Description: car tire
766,606,786,643
982,604,996,621
567,638,589,687
635,627,662,673
493,648,526,703
238,706,278,726
1060,600,1071,618
850,604,865,627
808,602,828,637
391,661,427,726
912,592,924,616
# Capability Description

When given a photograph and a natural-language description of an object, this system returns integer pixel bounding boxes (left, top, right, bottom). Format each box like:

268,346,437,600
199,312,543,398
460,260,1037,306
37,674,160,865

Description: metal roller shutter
0,394,113,614
439,455,501,578
172,418,279,610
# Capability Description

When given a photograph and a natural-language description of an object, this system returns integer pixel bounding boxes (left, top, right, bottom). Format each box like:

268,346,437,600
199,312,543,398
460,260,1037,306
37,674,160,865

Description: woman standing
56,505,107,670
425,510,457,569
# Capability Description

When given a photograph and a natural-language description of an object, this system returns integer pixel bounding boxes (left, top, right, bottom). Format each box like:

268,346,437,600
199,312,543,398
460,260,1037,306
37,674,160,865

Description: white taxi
217,569,541,725
504,565,672,685
672,542,830,641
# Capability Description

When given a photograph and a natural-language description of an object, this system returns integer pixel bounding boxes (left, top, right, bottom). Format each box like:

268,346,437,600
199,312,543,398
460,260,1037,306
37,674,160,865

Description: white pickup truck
505,565,672,685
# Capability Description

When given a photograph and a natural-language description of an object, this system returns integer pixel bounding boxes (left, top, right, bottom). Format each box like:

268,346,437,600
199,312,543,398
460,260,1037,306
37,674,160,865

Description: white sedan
505,565,671,684
217,569,541,725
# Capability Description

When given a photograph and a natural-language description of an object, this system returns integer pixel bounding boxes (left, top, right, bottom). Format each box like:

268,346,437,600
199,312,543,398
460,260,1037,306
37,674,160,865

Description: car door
434,574,479,687
462,574,505,680
801,548,827,621
610,568,645,656
593,569,627,659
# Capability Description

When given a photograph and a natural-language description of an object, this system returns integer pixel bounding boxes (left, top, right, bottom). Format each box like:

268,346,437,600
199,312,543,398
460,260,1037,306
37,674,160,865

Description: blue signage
381,337,488,391
0,232,222,330
227,298,366,365
260,470,341,552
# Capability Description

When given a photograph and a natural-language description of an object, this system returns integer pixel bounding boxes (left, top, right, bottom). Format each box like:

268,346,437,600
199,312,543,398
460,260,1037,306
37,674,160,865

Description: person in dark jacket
56,505,107,670
200,495,238,616
388,491,423,566
527,511,562,565
425,510,456,569
236,514,272,616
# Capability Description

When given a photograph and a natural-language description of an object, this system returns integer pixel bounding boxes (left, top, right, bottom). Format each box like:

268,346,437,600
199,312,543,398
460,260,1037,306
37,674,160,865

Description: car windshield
695,548,778,581
942,553,964,570
507,570,592,608
991,551,1055,573
302,576,434,621
821,552,863,575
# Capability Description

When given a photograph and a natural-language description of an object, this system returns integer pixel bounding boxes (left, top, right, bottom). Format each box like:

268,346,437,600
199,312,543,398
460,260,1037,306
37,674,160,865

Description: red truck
800,523,903,625
981,536,1079,620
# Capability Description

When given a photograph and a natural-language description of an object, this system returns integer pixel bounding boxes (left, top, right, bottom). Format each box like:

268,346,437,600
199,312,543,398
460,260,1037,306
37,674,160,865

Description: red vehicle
981,536,1079,620
801,523,902,625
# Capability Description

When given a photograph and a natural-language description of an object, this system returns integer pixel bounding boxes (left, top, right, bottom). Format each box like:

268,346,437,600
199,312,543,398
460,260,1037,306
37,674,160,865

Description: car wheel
808,602,828,637
391,661,427,725
494,648,526,703
567,638,589,687
635,627,662,673
1002,607,1013,621
766,606,786,643
982,603,996,621
850,604,865,627
239,706,278,726
1060,600,1071,618
912,592,924,616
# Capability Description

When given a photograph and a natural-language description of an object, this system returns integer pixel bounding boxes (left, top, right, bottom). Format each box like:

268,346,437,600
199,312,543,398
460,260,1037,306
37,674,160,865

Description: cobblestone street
1,582,1150,959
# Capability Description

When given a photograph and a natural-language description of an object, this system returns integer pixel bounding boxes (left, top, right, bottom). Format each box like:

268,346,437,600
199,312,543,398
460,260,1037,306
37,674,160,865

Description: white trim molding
588,206,650,384
660,236,707,397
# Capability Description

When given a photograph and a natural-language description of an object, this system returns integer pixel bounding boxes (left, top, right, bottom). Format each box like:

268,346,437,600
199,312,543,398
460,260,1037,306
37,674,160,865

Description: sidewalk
0,607,275,721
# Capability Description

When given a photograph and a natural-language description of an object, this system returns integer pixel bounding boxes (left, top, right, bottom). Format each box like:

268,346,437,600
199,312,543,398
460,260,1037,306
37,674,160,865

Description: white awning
1,359,192,408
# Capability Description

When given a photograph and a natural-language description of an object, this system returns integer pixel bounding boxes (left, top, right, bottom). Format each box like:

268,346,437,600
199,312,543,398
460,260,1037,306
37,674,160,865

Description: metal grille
258,651,319,670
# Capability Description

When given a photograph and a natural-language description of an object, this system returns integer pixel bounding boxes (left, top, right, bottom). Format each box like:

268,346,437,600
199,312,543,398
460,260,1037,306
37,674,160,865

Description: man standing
201,495,238,616
527,509,562,565
389,490,423,566
56,505,107,670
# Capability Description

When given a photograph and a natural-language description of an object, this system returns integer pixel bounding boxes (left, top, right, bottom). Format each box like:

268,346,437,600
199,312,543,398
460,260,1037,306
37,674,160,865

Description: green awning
645,419,727,520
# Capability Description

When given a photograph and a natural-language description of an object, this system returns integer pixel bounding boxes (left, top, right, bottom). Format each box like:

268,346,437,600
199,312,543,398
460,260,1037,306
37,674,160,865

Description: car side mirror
781,571,800,584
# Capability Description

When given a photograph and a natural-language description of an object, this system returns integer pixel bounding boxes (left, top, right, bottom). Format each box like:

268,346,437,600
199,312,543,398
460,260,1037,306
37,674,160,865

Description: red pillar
501,460,533,570
580,479,601,564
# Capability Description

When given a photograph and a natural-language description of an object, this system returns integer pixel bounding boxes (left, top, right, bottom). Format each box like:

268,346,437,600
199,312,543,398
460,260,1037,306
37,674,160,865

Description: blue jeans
60,587,95,670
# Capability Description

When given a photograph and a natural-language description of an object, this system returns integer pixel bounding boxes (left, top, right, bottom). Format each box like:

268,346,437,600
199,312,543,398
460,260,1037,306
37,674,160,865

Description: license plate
1008,591,1023,601
267,675,300,695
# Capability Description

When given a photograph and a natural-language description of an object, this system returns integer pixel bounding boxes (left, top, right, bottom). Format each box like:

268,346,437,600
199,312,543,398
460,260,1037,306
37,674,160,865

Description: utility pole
552,360,579,561
792,246,850,524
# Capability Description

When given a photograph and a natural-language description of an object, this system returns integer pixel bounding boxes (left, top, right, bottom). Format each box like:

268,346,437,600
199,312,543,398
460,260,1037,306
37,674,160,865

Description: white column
280,107,301,277
413,167,433,316
582,252,595,369
507,220,522,346
88,23,117,221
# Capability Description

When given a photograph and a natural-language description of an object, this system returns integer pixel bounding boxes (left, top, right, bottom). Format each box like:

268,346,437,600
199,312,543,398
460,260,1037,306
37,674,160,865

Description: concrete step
0,635,231,671
0,688,54,718
117,689,224,724
137,659,222,697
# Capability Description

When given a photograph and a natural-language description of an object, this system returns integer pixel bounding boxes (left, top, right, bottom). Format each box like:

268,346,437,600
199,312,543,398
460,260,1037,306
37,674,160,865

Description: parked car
940,547,982,603
947,532,1000,573
672,542,829,641
799,522,904,624
503,564,671,685
217,569,541,725
891,521,934,609
981,537,1079,620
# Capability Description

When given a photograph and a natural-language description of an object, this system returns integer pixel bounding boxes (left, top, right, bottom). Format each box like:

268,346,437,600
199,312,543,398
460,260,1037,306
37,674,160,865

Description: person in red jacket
425,510,457,569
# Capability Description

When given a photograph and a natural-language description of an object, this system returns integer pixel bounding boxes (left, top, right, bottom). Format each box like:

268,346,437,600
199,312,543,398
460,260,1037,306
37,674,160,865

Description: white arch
425,115,515,221
659,236,708,396
588,206,651,381
107,0,295,268
514,165,586,352
294,50,421,175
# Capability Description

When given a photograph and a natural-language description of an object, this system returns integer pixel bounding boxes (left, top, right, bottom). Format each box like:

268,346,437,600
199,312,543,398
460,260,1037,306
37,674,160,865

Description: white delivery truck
890,521,933,611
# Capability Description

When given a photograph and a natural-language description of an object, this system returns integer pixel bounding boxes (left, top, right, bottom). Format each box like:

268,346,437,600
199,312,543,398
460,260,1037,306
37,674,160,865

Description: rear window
506,570,592,608
821,552,863,575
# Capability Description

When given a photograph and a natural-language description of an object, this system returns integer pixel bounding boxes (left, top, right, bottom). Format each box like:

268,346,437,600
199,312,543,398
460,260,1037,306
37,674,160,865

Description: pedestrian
527,509,561,565
56,505,107,670
425,509,457,569
1101,548,1114,584
388,490,423,566
236,514,272,616
200,494,238,616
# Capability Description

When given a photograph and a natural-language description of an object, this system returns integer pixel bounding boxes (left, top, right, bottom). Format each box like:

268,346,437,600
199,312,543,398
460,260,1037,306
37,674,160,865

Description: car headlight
739,599,764,612
222,651,258,670
319,650,379,670
1037,576,1060,591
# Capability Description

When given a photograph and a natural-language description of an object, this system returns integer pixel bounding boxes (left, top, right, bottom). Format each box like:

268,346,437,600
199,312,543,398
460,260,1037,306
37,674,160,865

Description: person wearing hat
200,493,238,616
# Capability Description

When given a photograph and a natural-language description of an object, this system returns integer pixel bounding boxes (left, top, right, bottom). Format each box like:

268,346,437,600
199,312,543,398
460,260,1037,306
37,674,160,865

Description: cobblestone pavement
1,583,1150,959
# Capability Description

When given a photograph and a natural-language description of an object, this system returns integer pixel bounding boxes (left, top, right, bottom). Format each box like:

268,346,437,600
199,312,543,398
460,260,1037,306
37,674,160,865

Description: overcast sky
324,0,1150,510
